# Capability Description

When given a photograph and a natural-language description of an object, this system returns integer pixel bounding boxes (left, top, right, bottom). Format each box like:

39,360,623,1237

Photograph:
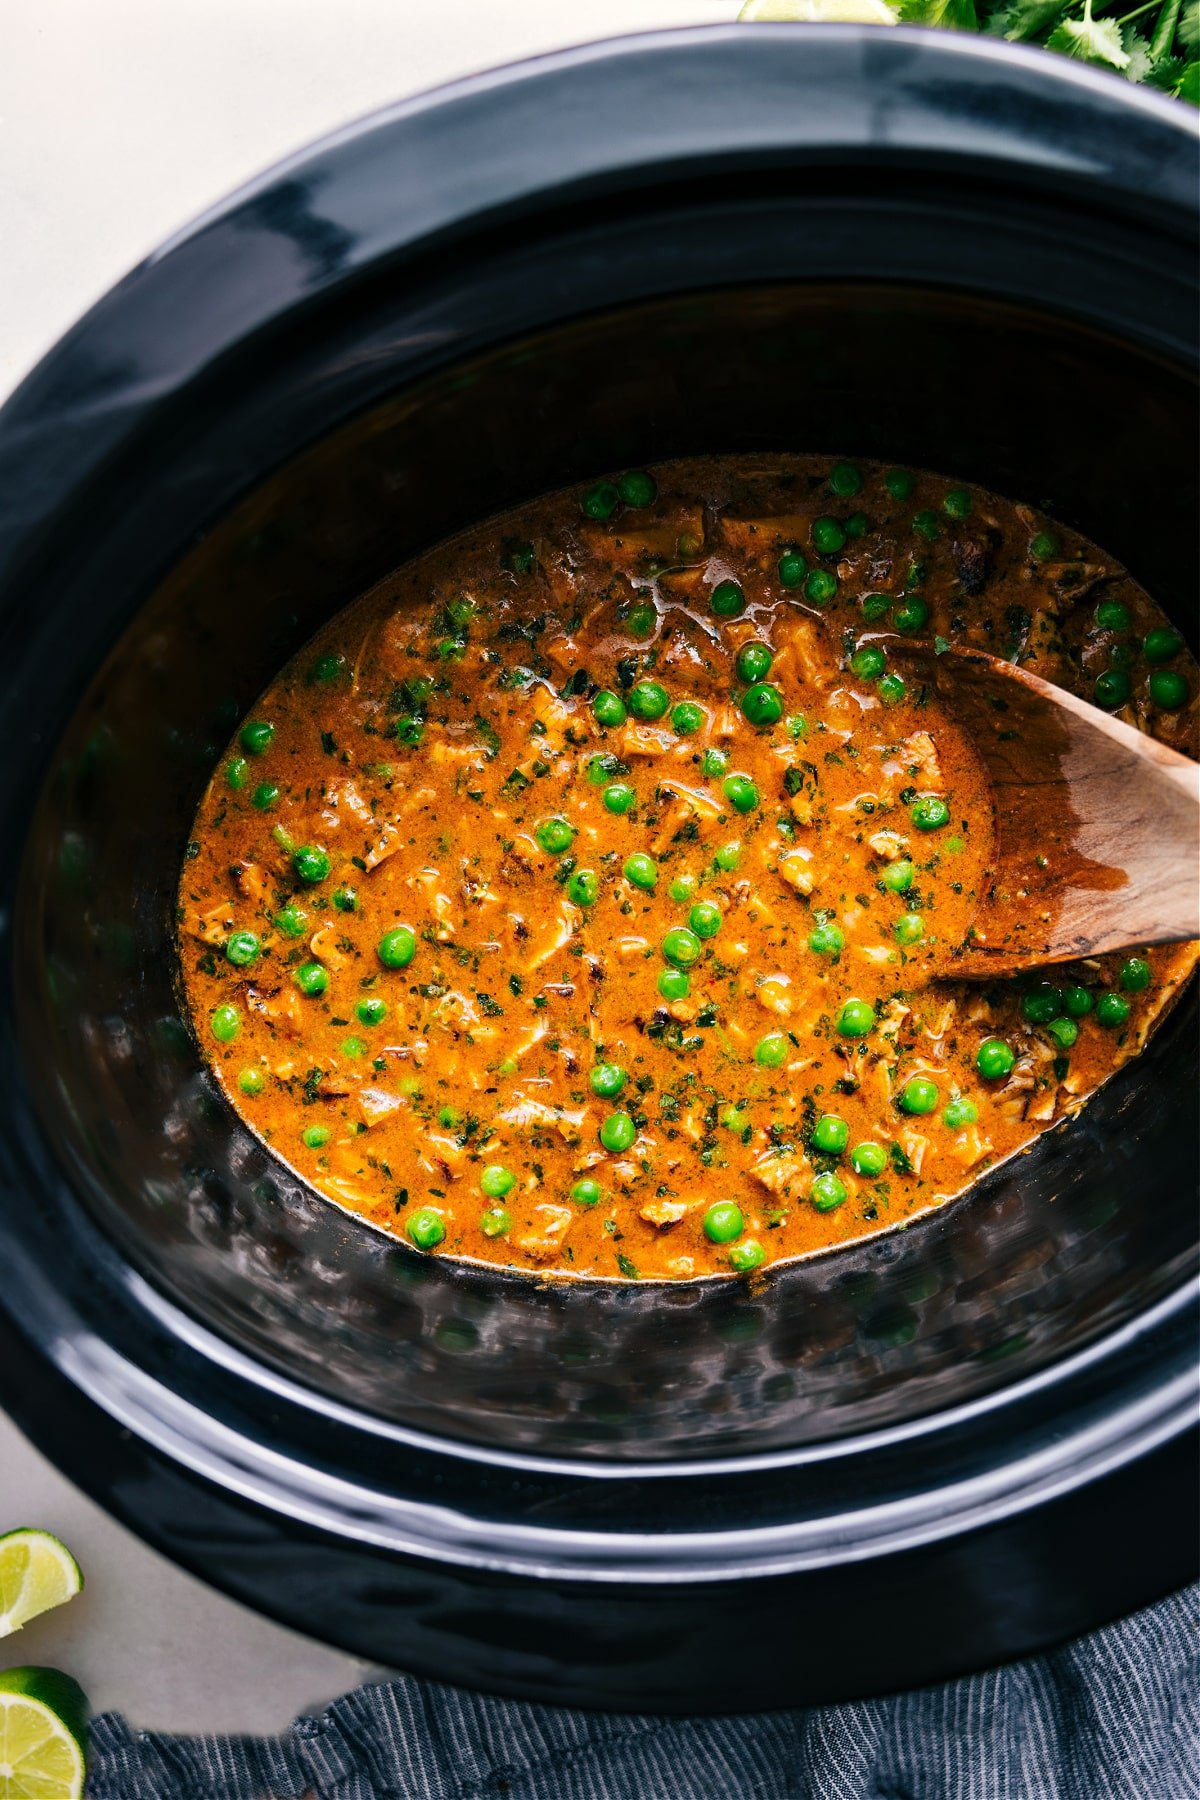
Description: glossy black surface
0,28,1196,1707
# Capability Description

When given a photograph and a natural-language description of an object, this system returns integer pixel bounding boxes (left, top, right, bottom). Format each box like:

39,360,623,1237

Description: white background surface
0,0,736,1736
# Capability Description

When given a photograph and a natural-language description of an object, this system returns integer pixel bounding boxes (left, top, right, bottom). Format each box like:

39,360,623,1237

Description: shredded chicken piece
365,825,402,871
498,1097,585,1142
902,730,943,788
514,1205,574,1262
247,985,303,1037
309,926,350,970
357,1087,406,1128
868,830,909,863
750,1152,808,1197
619,723,673,758
639,1198,689,1228
193,901,236,945
777,848,815,895
899,1129,928,1175
232,860,273,907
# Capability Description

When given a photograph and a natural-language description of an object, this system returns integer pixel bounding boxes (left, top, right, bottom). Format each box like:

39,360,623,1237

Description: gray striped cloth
86,1584,1199,1800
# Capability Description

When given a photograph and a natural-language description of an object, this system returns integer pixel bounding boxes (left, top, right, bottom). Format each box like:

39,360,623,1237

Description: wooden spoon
893,644,1200,979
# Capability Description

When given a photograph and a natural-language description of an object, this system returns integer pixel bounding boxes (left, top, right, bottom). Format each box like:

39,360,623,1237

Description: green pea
341,1036,367,1059
942,1096,979,1130
913,510,940,542
1149,669,1189,711
1062,984,1093,1017
292,846,330,885
571,1178,603,1208
210,1004,240,1044
433,635,465,662
812,516,846,556
536,816,575,853
723,774,760,814
225,931,260,968
1094,669,1131,710
669,873,697,903
861,593,891,623
736,642,774,683
1095,599,1131,632
333,885,358,913
407,1207,446,1250
910,796,950,832
704,1201,743,1244
225,756,249,790
1030,530,1059,561
811,1171,847,1212
309,654,344,684
1020,982,1063,1024
837,998,875,1038
714,841,741,872
689,901,722,939
898,1075,939,1115
787,712,807,739
894,913,924,946
878,672,907,706
804,569,838,605
581,480,619,520
701,748,729,778
480,1164,516,1198
618,469,657,507
662,926,702,968
753,1032,787,1068
1045,1017,1078,1050
590,1063,626,1099
274,906,308,938
844,512,866,538
879,860,914,894
624,852,658,890
394,714,424,746
884,468,915,500
599,1111,636,1152
808,921,844,958
237,1066,265,1097
504,542,535,574
1096,991,1131,1028
603,782,637,815
850,1141,887,1177
740,684,783,728
729,1239,766,1273
445,596,474,631
302,1124,331,1150
893,595,930,635
568,869,600,907
976,1037,1015,1080
593,689,627,728
481,1206,511,1238
812,1113,849,1155
711,579,746,618
628,679,669,720
1144,627,1183,664
778,550,807,588
943,487,972,520
658,967,690,1001
828,460,862,497
293,961,328,997
628,602,657,640
850,645,887,681
356,995,388,1026
1119,957,1151,992
240,720,275,756
671,701,705,736
378,926,416,968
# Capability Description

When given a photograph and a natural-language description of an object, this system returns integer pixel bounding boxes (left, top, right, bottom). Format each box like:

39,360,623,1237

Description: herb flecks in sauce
180,457,1198,1279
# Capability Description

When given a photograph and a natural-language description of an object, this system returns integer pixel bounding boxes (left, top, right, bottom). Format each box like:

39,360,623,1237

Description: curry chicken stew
179,457,1198,1280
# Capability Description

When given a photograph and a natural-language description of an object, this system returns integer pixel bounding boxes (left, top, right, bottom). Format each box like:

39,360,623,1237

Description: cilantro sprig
739,0,1199,101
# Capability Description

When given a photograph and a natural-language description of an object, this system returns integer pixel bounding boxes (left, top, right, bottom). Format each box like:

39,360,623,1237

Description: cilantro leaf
1180,0,1199,51
990,0,1065,38
1122,27,1155,78
1178,57,1200,97
899,0,978,25
1047,2,1131,66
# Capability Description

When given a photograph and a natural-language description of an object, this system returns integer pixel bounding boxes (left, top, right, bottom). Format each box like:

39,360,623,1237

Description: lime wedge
0,1667,88,1799
739,0,897,20
0,1531,84,1639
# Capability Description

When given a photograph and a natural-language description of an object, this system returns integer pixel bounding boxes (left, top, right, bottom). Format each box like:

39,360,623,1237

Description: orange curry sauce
179,457,1198,1280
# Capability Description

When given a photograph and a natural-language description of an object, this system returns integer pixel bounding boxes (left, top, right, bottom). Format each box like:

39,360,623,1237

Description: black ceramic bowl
0,27,1196,1712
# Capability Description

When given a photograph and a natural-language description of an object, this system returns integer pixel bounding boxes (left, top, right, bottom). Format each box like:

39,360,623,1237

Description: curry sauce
178,457,1198,1279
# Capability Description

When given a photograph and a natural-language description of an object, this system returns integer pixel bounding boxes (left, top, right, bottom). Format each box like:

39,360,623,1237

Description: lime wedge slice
0,1667,88,1799
739,0,897,20
0,1531,84,1638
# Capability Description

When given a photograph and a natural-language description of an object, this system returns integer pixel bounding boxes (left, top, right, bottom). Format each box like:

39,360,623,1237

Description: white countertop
0,0,733,1736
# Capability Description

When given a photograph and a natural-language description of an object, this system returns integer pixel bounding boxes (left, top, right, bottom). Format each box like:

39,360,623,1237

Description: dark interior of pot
12,282,1198,1460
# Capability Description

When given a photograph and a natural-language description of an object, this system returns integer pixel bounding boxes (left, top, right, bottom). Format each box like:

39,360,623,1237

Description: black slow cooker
0,27,1195,1711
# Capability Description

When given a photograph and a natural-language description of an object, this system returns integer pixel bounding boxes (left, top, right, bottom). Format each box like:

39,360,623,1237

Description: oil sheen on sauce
178,456,1198,1280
